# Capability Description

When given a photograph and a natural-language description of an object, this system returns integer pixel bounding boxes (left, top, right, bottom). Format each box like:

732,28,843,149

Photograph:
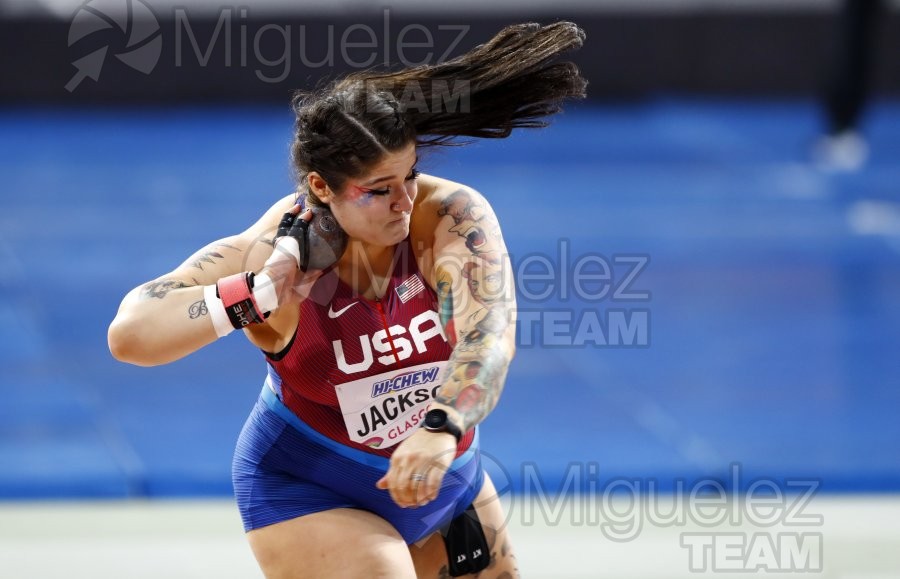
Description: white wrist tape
275,236,302,268
252,272,279,314
203,284,235,338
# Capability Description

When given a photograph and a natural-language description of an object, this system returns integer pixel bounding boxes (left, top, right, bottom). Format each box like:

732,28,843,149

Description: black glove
275,205,347,272
275,210,311,271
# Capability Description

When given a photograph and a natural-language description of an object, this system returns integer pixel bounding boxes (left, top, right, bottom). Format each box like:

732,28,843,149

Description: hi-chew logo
371,366,441,397
67,0,162,92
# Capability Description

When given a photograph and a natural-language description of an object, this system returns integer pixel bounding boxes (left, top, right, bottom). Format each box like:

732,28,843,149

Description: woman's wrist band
205,272,279,337
203,284,234,338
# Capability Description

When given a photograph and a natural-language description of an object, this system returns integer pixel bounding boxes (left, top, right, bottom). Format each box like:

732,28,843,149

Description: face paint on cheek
348,187,377,208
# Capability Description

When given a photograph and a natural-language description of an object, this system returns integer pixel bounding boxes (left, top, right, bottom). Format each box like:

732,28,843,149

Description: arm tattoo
436,270,456,346
435,188,514,430
187,242,240,271
140,279,189,300
438,188,503,255
437,340,511,431
188,299,208,319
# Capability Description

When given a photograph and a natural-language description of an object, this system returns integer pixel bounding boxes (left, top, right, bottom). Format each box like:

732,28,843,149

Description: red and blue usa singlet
264,236,475,457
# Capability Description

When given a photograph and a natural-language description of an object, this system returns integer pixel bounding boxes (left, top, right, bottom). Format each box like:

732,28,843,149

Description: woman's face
323,142,419,248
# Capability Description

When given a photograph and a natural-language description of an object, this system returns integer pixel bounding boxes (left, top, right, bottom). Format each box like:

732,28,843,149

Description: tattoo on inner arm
188,299,208,319
141,279,188,300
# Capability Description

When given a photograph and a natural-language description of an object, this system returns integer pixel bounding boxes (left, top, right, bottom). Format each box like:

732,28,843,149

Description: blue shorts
232,384,484,545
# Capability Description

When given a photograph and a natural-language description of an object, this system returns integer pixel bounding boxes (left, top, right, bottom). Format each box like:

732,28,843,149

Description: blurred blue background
1,0,899,499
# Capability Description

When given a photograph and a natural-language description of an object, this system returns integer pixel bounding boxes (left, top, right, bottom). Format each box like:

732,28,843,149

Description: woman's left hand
376,429,458,508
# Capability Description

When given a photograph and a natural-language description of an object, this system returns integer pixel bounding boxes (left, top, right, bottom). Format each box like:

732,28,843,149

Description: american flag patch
395,274,425,303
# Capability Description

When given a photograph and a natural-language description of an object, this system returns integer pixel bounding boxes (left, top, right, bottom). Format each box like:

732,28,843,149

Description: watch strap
424,409,463,443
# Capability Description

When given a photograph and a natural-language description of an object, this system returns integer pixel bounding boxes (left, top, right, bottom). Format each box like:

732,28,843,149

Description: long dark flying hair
291,21,587,204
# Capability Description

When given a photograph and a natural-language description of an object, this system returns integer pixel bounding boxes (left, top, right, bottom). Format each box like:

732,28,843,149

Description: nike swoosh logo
328,302,358,319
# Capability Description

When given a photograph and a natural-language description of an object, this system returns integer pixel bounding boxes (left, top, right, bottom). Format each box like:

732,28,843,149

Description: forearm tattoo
140,279,188,300
435,189,515,430
438,336,512,431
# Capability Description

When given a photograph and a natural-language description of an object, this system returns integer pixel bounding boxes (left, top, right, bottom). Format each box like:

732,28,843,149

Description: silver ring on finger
410,472,427,482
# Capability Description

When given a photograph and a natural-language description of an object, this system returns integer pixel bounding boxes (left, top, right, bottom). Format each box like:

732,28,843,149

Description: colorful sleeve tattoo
433,188,516,431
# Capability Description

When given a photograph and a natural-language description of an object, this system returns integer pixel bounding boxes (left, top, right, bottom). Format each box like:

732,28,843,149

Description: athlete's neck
336,240,398,298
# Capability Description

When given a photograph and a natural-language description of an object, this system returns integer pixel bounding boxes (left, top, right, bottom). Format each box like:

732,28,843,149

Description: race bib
335,361,448,449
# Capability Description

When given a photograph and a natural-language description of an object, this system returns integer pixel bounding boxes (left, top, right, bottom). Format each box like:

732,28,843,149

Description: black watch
422,409,463,443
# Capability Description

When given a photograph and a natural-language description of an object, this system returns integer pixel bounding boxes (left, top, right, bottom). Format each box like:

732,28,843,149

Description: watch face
425,409,447,429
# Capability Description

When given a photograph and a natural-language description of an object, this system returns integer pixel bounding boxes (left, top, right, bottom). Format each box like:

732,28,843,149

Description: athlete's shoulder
415,174,484,208
411,175,485,237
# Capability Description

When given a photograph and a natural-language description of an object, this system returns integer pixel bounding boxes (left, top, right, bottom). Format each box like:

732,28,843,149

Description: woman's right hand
258,206,326,309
